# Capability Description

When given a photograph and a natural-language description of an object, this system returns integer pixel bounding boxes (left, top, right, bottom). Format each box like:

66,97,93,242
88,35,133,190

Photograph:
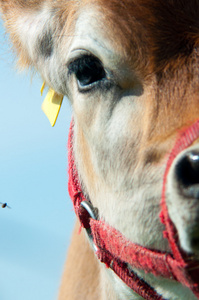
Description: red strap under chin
68,120,167,300
68,119,199,299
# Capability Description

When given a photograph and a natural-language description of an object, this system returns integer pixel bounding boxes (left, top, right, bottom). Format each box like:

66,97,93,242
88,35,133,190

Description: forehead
68,1,147,71
67,0,199,75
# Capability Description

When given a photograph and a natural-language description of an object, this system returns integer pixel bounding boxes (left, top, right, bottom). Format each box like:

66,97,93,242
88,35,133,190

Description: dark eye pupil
69,55,106,87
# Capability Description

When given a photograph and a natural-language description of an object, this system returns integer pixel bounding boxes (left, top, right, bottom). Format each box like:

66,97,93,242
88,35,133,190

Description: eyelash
68,55,108,92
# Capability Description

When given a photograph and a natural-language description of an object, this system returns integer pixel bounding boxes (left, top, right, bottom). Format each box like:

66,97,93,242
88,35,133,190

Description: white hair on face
1,1,199,299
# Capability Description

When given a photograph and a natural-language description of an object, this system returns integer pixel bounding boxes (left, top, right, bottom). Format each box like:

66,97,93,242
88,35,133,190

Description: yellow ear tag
41,83,63,127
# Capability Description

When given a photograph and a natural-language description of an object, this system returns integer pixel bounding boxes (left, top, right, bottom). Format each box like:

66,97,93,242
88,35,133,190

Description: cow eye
68,55,106,90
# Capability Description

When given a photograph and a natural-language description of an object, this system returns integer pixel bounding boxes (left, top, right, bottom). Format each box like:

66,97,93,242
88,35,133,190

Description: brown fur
58,221,101,300
1,0,199,299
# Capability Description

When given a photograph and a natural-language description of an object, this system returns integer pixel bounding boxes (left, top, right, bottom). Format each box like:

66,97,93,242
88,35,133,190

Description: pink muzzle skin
68,119,199,300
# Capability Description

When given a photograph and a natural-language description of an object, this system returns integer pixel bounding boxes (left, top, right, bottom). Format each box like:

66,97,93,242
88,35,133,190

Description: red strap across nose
160,119,199,297
68,119,199,299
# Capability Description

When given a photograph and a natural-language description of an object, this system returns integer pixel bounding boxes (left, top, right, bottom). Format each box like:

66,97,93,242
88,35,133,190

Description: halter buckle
80,200,98,252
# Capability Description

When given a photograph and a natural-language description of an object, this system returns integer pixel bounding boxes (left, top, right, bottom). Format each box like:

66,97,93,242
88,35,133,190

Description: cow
1,1,199,299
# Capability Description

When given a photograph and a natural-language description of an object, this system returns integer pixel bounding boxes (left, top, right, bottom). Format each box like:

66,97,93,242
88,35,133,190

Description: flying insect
0,203,11,209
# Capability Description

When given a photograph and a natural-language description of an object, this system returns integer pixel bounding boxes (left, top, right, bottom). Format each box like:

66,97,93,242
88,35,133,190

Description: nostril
175,151,199,198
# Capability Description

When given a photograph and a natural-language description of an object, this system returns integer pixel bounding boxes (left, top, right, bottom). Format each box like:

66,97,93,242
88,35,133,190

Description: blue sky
0,20,75,299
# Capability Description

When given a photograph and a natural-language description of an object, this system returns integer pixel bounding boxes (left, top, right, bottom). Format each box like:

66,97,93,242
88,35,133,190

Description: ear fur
0,1,45,68
0,0,77,95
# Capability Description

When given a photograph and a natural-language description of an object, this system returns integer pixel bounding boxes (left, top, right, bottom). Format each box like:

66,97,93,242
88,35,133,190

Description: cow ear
0,1,57,69
0,1,76,95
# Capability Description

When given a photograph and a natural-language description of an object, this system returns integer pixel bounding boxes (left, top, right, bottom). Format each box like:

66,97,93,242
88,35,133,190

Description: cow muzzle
167,144,199,256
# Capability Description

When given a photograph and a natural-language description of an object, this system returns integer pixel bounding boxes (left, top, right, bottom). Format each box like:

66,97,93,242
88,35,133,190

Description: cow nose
175,151,199,198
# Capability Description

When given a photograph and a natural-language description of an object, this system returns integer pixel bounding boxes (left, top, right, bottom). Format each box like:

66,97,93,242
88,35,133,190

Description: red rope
160,120,199,297
68,119,199,299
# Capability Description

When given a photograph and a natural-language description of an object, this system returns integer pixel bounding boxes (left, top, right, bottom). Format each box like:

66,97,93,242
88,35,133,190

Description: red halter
68,119,199,300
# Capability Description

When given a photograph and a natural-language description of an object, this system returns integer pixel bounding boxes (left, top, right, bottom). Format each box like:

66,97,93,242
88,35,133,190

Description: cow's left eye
68,55,106,90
